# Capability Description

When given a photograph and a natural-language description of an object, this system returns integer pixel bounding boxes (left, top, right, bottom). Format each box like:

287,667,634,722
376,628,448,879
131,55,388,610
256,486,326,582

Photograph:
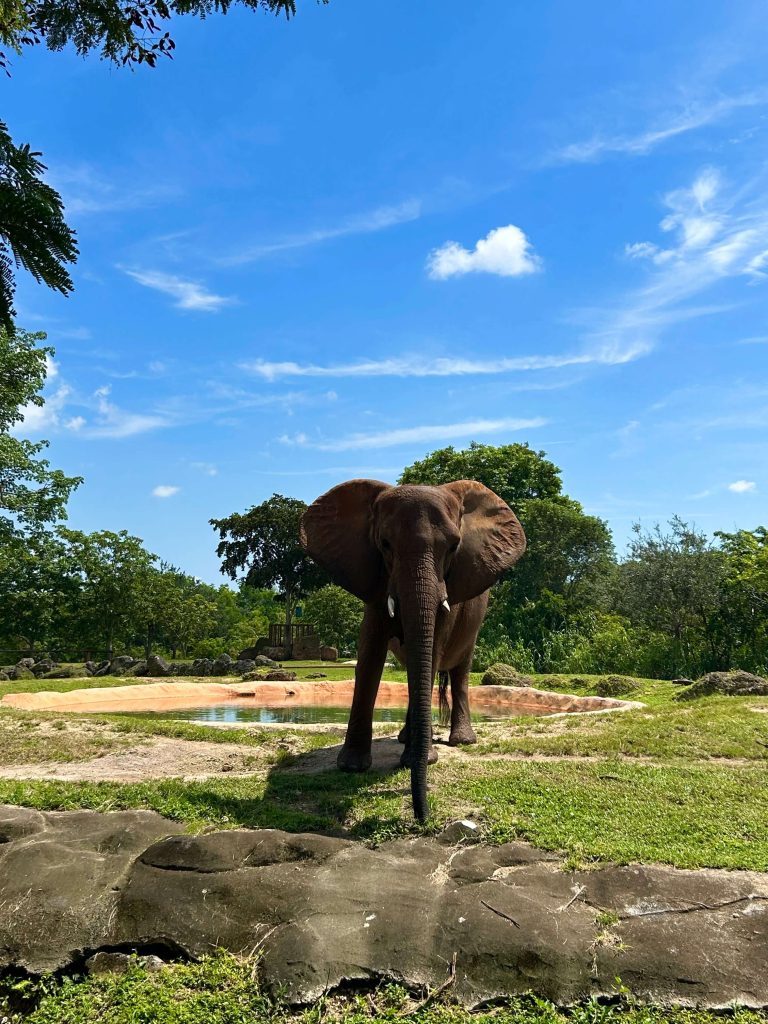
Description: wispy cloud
84,385,171,439
583,166,768,358
427,224,541,280
728,479,756,493
279,416,547,452
122,268,234,312
191,462,219,477
555,93,766,164
152,485,180,498
52,163,176,216
221,199,421,265
241,345,644,382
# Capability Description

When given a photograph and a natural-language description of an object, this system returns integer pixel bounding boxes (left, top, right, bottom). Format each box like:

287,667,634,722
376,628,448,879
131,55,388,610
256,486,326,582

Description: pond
115,701,540,726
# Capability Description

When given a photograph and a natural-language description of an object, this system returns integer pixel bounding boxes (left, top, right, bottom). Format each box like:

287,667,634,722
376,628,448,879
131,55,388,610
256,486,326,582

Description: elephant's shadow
182,736,416,840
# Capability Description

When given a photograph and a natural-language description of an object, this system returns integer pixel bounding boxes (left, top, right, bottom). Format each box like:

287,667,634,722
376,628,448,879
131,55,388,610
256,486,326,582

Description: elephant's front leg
448,653,477,746
337,605,389,773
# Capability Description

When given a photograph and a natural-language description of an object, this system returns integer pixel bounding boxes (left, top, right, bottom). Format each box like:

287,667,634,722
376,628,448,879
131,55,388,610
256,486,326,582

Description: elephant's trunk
400,555,438,823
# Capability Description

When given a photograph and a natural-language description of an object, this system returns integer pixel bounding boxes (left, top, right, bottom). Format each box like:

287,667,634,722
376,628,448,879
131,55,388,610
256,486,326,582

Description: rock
675,670,768,700
437,819,481,845
0,672,8,681
170,662,194,676
241,670,269,682
95,655,136,678
480,663,532,687
84,661,98,675
232,659,256,676
43,667,83,679
320,645,338,662
85,951,164,976
255,655,278,668
16,658,35,670
593,675,640,697
31,659,55,676
307,673,327,679
9,666,35,680
126,661,149,677
262,647,287,661
212,653,234,676
0,807,766,1009
265,669,297,682
237,647,262,662
671,677,695,686
192,658,214,677
145,654,171,678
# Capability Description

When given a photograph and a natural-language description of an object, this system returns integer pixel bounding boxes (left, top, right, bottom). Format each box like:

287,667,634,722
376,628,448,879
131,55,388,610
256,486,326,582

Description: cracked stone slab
0,805,765,1008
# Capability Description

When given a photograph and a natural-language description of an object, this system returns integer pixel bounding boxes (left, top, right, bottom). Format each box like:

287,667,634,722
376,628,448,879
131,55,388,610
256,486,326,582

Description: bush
592,675,640,697
472,629,535,673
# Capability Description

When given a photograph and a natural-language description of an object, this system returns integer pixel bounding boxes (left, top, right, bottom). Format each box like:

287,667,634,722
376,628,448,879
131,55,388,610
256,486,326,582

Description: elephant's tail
438,671,450,727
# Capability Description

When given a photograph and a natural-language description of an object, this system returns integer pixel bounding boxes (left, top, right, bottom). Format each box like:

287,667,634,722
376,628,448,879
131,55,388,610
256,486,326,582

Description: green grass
2,951,766,1024
0,750,765,869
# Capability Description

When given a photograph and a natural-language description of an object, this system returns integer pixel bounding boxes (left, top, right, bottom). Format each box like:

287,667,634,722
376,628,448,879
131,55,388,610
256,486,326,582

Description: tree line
2,329,767,677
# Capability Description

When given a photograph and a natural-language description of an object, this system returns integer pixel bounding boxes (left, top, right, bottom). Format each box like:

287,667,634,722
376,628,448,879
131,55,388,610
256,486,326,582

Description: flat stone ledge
0,806,765,1008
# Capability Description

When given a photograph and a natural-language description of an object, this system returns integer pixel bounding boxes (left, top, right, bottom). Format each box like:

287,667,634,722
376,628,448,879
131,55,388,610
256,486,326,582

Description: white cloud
152,485,180,498
427,225,541,280
280,416,547,452
191,462,218,477
556,93,766,164
588,166,768,359
65,416,86,432
241,344,644,382
122,268,233,312
222,199,421,265
728,479,756,493
15,384,71,435
84,387,170,439
52,162,176,217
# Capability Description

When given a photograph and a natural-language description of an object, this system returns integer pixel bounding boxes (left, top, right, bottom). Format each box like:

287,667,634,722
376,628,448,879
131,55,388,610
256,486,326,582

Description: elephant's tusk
442,599,451,612
387,596,396,618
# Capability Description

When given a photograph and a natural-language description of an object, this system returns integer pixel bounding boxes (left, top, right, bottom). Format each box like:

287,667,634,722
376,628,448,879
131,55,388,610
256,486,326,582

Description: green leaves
0,122,77,331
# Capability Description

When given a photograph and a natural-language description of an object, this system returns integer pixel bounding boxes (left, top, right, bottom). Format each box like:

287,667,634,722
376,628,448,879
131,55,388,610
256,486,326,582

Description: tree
0,528,70,654
0,327,82,541
0,122,78,331
0,0,326,326
302,584,363,652
59,528,157,658
211,494,327,656
613,518,726,676
715,527,768,672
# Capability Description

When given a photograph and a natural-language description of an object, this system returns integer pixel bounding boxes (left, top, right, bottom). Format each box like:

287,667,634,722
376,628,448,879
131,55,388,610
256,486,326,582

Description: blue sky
8,0,768,582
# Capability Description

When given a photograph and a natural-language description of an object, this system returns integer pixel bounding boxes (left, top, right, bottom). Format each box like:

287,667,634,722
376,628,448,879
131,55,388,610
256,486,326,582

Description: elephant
300,479,526,822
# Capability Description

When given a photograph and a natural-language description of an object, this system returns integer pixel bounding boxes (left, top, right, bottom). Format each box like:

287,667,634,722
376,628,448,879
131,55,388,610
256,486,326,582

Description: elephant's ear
300,480,392,602
440,481,526,603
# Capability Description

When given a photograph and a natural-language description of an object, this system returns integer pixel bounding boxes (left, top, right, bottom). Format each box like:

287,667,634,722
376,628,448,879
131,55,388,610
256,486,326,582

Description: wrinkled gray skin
300,480,526,822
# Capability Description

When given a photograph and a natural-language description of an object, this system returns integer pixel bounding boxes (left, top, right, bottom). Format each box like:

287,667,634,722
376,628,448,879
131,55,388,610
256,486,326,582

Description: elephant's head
300,479,526,821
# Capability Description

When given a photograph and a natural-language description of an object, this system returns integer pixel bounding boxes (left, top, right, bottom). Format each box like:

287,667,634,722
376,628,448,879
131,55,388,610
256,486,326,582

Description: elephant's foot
337,746,372,772
400,746,439,768
448,724,477,746
398,725,435,744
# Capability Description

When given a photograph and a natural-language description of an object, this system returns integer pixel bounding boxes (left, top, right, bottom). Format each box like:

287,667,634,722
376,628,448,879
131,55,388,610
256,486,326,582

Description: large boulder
145,654,171,677
0,672,9,681
126,661,149,677
0,807,766,1009
237,646,262,661
212,653,234,676
320,646,338,662
232,659,256,676
480,663,532,687
262,647,287,662
95,655,136,678
16,658,35,670
43,666,84,680
255,654,278,668
170,662,195,676
9,665,35,681
265,669,297,682
31,659,56,677
192,658,214,677
675,670,768,700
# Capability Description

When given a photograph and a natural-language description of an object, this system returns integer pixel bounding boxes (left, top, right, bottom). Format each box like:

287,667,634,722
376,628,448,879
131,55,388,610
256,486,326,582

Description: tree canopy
0,327,82,541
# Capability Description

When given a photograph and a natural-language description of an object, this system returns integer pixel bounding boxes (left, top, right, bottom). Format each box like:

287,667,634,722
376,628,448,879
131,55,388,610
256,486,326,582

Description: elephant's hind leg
448,653,477,746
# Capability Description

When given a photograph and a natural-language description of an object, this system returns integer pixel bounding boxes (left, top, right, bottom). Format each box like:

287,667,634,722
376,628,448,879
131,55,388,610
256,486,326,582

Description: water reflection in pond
117,702,528,726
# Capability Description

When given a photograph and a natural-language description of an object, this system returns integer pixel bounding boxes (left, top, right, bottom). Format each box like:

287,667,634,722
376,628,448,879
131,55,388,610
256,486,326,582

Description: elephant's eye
448,540,459,555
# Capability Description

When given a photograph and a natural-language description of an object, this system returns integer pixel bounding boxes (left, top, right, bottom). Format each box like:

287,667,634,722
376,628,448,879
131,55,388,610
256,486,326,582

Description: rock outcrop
0,805,765,1008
